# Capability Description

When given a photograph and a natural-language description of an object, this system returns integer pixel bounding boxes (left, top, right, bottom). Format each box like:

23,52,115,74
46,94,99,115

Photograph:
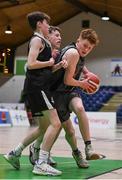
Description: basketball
81,74,100,94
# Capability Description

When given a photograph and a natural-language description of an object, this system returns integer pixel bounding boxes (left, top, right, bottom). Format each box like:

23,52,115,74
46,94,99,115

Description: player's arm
82,66,90,74
63,49,84,87
63,49,94,91
52,49,68,72
27,37,54,70
52,58,68,72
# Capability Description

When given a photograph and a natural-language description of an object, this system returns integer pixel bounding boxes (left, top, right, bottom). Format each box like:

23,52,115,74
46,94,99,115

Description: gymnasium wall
14,58,26,75
0,76,25,103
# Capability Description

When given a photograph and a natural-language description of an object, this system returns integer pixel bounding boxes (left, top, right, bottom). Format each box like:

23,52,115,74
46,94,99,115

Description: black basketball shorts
53,91,80,122
25,90,55,117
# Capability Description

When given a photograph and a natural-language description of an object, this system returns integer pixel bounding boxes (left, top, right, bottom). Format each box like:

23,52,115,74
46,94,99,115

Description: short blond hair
79,29,99,46
49,26,61,34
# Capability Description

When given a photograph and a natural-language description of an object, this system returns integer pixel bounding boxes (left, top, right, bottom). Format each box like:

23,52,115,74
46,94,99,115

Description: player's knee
74,105,85,114
53,120,61,130
65,127,75,137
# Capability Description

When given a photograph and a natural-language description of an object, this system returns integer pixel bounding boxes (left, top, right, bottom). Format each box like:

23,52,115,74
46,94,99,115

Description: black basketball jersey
27,33,52,74
50,42,85,92
24,33,52,93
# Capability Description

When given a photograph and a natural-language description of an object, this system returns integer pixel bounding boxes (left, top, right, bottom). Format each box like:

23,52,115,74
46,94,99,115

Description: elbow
27,63,33,70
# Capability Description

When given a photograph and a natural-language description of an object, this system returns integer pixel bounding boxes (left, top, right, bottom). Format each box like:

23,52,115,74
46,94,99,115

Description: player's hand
52,49,60,59
83,71,97,79
48,57,55,66
79,78,96,92
60,59,68,69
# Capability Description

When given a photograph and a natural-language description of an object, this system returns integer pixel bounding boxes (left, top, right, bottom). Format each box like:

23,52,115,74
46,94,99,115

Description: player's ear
37,21,42,27
77,38,80,43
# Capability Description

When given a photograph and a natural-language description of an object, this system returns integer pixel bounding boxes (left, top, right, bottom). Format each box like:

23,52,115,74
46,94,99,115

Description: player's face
38,19,50,37
48,30,61,49
77,39,95,57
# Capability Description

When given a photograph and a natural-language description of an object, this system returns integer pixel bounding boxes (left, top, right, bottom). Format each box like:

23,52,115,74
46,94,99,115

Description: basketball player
4,11,63,176
52,29,105,161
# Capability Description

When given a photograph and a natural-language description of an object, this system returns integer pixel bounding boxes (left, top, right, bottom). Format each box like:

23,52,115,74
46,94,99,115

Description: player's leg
3,115,49,170
29,115,57,167
3,91,48,169
3,91,54,170
69,96,105,160
62,119,89,168
29,115,50,165
32,109,62,176
23,95,57,166
29,106,62,166
53,92,89,168
26,90,62,175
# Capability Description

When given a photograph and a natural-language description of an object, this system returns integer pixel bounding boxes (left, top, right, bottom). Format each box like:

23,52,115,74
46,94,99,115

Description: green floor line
0,154,122,179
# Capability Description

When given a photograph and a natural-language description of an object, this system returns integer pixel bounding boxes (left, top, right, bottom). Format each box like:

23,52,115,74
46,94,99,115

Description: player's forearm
64,77,81,87
52,63,61,72
82,66,90,74
27,59,53,69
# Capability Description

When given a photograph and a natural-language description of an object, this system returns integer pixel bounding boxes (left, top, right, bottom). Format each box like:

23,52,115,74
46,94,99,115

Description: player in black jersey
52,29,105,160
28,26,67,167
4,11,63,176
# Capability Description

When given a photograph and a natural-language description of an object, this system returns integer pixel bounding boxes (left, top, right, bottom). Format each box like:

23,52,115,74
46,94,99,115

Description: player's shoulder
64,48,79,65
66,48,78,56
30,36,44,49
66,48,79,61
31,36,43,43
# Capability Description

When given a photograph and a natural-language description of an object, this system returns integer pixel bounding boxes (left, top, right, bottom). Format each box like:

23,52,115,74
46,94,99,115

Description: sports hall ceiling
0,0,122,48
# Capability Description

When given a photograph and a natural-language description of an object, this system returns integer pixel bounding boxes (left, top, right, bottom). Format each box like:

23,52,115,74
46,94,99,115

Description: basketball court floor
0,124,122,179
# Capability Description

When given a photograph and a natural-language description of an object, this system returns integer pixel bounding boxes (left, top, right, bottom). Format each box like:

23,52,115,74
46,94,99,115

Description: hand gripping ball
82,74,100,94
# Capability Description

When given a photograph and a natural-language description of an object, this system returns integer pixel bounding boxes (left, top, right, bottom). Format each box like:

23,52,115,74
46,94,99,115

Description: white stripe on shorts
41,90,53,109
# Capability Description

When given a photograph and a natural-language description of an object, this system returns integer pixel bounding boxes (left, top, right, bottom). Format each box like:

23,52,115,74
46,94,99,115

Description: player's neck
34,30,44,38
75,43,81,57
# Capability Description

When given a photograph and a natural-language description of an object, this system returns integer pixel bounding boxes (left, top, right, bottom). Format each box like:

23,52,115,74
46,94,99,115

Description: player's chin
56,44,61,49
81,53,87,57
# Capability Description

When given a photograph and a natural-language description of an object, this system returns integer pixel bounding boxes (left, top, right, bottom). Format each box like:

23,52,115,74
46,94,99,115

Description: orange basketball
82,74,100,94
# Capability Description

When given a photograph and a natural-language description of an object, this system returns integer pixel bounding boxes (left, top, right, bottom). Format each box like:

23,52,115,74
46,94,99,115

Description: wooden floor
0,124,122,179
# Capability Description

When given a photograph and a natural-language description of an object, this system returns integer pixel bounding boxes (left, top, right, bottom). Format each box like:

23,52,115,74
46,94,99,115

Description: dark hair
80,28,99,46
49,26,61,34
27,11,50,30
